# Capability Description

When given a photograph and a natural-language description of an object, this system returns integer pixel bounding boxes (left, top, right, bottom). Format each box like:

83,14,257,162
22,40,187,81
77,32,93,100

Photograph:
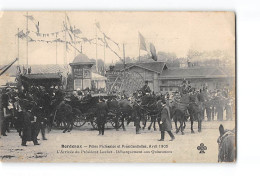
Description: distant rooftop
22,73,61,80
111,62,167,74
159,67,234,79
70,53,95,66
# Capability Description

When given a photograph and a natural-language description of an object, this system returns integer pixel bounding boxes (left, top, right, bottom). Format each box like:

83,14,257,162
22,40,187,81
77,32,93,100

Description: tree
187,49,204,60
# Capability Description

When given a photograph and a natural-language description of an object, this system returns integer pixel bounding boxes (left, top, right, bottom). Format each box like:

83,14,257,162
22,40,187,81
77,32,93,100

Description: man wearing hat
1,88,11,136
141,81,151,96
96,98,108,135
158,100,175,141
21,103,40,146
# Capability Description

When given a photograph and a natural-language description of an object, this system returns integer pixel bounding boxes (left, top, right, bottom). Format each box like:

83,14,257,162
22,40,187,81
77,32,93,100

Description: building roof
0,64,68,77
70,53,95,66
112,62,167,74
22,73,61,80
92,73,107,81
159,67,234,79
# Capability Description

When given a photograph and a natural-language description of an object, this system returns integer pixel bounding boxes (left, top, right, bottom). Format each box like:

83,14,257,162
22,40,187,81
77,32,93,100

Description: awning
92,73,107,81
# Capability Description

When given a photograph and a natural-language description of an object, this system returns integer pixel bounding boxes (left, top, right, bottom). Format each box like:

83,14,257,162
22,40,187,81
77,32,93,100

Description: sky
0,11,235,65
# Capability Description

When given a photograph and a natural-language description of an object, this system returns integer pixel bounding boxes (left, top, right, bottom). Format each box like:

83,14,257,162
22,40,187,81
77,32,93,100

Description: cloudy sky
0,11,235,65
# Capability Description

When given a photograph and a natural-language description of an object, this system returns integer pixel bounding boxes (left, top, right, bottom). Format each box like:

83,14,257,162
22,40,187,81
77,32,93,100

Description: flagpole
56,32,58,65
95,21,98,72
81,43,82,53
123,43,126,68
64,12,67,65
17,28,20,65
26,11,28,69
103,33,106,69
74,26,76,57
138,35,140,62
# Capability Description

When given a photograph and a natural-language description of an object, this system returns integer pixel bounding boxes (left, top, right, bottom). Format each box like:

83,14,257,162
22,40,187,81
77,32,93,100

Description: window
83,68,90,78
161,80,167,84
160,87,163,91
74,79,82,90
74,68,83,78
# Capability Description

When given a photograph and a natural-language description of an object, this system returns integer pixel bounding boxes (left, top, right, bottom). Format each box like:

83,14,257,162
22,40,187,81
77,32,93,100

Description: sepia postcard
0,11,236,163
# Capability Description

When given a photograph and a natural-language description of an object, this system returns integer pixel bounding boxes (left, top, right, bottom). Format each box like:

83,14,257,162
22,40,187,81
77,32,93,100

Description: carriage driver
141,81,151,96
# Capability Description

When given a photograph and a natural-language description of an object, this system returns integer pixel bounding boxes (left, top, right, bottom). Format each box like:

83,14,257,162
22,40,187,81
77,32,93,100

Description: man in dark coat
1,88,11,136
132,99,142,134
21,104,40,146
33,106,47,140
225,98,233,120
158,100,175,141
216,91,224,121
141,81,151,96
96,99,108,135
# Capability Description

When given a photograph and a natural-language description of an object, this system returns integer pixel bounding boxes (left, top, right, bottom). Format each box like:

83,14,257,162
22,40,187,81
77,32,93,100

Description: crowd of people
0,84,64,146
0,79,234,145
138,80,234,122
169,81,234,121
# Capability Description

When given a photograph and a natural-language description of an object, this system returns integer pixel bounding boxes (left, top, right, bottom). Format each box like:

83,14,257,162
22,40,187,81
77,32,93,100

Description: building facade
106,62,235,94
69,54,95,90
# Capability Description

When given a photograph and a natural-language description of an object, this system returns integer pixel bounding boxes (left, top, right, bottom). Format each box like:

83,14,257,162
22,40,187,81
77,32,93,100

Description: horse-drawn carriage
59,93,122,130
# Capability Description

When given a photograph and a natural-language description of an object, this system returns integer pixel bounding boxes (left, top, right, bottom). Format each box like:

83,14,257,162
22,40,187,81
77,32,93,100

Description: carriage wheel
73,115,87,127
110,117,123,129
73,108,87,127
90,116,98,130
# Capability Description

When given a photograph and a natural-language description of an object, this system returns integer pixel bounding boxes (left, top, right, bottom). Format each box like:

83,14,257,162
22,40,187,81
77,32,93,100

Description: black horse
54,101,74,133
188,101,204,133
170,107,186,135
217,124,236,162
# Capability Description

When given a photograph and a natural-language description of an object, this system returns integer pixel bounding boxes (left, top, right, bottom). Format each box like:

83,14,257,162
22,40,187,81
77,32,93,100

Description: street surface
0,119,235,163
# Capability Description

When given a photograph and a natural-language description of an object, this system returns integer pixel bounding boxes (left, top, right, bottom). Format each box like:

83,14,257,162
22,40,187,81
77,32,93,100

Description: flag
24,15,35,21
150,43,157,61
16,30,27,39
73,28,82,34
25,15,40,33
81,37,93,43
139,32,147,51
95,22,101,29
